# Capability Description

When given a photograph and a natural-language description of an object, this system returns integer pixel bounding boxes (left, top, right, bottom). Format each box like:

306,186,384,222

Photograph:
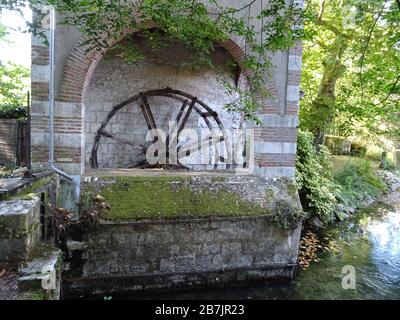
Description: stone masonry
30,0,304,180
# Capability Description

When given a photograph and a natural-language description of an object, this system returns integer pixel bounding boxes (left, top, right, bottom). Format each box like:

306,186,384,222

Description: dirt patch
0,269,18,300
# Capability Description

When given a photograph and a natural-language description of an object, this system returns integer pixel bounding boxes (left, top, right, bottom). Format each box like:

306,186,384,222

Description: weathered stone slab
0,172,54,201
18,246,62,300
0,197,41,268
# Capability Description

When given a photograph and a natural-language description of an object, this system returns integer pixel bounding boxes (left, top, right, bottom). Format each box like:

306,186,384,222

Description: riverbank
307,155,400,227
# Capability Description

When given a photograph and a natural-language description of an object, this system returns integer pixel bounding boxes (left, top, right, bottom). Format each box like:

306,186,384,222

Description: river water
137,191,400,300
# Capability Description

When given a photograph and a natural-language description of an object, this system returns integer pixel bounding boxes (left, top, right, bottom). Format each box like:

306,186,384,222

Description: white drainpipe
48,7,74,184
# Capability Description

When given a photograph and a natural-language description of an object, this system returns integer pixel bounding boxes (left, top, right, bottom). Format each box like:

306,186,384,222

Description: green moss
19,176,53,196
95,176,268,221
0,220,25,239
272,200,307,229
27,291,48,300
287,181,298,198
26,244,56,261
4,175,55,202
265,188,276,202
18,193,37,201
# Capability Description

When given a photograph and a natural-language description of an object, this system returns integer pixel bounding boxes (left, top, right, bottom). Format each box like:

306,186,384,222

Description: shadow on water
126,191,400,300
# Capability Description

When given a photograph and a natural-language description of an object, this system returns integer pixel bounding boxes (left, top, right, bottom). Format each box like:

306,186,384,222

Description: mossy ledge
79,175,305,228
83,176,270,221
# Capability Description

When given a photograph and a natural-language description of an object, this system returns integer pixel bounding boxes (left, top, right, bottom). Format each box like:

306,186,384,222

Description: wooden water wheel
90,88,232,170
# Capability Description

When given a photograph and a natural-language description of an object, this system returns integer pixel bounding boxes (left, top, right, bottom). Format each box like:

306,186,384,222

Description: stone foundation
62,172,302,298
63,216,301,297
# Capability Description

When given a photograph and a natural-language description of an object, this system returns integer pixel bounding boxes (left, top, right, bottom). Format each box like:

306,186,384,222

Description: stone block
0,197,41,268
18,246,62,300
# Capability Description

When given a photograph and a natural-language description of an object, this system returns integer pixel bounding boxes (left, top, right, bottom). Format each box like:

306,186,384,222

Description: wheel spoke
177,133,224,160
99,129,144,150
139,93,158,132
177,98,196,134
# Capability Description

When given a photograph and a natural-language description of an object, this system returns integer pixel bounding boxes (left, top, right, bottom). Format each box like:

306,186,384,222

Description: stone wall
0,119,28,166
63,216,301,297
62,173,303,297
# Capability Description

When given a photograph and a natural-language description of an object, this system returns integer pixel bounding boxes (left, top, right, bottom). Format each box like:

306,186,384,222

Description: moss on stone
287,181,299,199
17,193,37,201
20,176,53,196
0,220,26,240
95,176,268,221
17,290,48,300
265,188,276,202
272,200,307,229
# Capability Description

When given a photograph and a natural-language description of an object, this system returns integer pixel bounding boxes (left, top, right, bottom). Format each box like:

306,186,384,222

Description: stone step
18,246,62,300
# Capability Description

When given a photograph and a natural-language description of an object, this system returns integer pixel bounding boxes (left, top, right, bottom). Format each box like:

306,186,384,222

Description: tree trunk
310,38,348,149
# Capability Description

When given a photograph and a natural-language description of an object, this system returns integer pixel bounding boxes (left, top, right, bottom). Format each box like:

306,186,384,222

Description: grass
330,155,380,174
332,155,386,210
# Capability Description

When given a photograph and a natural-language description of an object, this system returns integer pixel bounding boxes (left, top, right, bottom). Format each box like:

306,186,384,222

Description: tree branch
316,39,329,51
360,1,387,106
374,74,400,106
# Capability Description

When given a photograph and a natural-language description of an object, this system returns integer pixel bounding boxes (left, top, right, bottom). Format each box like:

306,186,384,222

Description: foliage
0,20,6,39
0,18,30,117
296,130,339,223
365,150,384,162
324,135,351,155
381,158,399,173
0,62,29,111
334,160,386,209
298,231,321,269
0,0,303,123
272,200,308,229
0,104,27,118
300,0,400,143
350,142,367,158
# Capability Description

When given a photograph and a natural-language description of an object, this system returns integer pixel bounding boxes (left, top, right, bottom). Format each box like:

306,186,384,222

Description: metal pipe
48,7,73,183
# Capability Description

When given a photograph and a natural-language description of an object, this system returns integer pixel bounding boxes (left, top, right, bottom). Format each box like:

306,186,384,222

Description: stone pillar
253,0,303,180
30,7,84,176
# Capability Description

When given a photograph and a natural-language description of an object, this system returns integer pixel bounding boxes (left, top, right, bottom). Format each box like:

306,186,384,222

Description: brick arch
57,31,274,104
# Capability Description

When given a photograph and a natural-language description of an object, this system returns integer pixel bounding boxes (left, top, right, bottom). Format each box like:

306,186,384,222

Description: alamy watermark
341,265,356,290
142,123,255,174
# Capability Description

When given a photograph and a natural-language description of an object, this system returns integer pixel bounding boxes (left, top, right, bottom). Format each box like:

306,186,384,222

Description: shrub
0,105,27,119
350,142,367,157
334,160,386,209
365,150,383,162
296,130,339,223
325,135,351,155
382,158,399,173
